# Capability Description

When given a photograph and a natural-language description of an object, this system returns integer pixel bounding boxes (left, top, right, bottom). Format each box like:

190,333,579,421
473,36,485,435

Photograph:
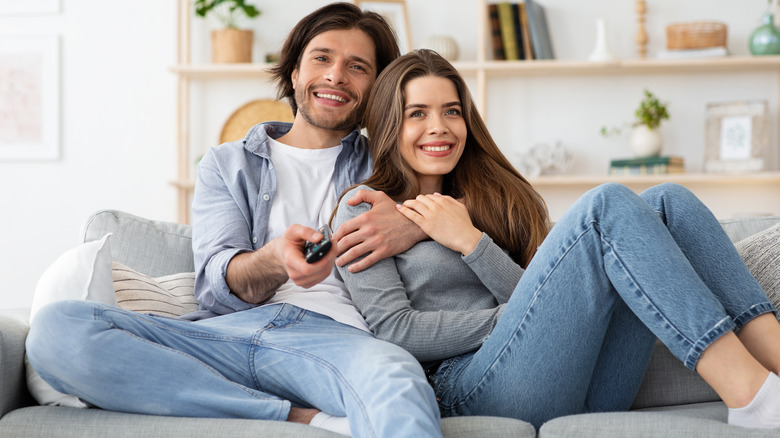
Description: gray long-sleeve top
333,186,525,363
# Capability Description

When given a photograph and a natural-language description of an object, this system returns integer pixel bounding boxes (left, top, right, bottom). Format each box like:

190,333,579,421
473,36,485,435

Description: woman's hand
396,193,482,255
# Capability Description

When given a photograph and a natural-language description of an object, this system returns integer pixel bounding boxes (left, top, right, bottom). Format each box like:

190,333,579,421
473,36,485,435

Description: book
609,163,685,176
487,3,505,60
524,0,555,60
609,156,684,167
656,46,728,59
511,3,526,60
518,2,534,60
497,2,520,60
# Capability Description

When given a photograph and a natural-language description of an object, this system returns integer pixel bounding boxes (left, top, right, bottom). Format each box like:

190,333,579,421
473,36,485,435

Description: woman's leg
432,183,763,428
639,183,774,331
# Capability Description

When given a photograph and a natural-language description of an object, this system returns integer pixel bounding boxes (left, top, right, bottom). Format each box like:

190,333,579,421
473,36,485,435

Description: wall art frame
354,0,411,54
0,35,60,160
704,99,769,173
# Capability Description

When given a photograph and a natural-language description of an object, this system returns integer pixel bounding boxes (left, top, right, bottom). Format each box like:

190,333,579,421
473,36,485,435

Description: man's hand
333,190,426,273
281,225,338,289
226,225,336,304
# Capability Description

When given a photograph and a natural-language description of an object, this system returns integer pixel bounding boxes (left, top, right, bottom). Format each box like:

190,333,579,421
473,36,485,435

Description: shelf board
530,171,780,187
172,172,780,193
453,55,780,77
171,55,780,80
170,63,275,79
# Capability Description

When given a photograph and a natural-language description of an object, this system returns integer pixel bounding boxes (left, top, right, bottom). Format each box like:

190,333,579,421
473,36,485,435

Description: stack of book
487,1,554,61
608,156,685,176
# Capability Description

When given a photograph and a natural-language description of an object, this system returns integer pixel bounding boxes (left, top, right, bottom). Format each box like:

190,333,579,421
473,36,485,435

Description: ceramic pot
750,13,780,55
630,125,662,157
424,36,459,61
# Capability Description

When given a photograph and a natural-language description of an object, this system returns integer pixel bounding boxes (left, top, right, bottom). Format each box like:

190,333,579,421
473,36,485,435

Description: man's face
291,28,377,133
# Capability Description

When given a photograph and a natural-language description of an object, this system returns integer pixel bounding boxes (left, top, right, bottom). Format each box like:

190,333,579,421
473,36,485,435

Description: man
27,4,440,438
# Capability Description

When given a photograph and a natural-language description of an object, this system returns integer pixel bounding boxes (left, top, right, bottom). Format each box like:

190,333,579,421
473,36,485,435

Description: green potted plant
194,0,261,63
601,89,670,157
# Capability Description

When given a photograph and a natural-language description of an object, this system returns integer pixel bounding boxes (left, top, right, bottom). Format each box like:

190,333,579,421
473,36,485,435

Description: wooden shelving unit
170,0,780,223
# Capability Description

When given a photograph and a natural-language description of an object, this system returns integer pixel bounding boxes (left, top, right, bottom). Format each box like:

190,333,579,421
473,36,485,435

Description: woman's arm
334,187,503,362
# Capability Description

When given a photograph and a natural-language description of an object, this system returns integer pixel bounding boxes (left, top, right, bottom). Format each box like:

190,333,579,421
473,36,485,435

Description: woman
332,49,780,429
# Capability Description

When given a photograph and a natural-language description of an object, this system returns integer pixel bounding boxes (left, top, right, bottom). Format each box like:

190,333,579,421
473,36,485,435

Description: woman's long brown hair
345,49,550,267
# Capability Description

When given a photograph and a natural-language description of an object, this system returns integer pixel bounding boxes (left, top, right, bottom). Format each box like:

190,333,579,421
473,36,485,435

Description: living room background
0,0,775,311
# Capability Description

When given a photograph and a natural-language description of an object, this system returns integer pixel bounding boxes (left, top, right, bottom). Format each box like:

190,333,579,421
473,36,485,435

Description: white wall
0,0,774,311
0,1,177,311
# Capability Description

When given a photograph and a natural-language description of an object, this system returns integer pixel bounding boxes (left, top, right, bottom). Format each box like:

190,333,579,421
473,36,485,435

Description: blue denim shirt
190,121,373,318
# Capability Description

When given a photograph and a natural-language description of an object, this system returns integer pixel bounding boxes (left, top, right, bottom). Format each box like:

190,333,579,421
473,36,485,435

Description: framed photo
704,100,768,173
0,35,60,160
354,0,411,54
0,0,60,14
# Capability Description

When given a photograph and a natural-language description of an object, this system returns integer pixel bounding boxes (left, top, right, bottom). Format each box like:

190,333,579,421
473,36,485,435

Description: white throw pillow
26,233,116,407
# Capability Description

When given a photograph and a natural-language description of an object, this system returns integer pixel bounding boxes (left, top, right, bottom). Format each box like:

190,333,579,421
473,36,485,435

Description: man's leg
27,300,291,420
242,304,442,438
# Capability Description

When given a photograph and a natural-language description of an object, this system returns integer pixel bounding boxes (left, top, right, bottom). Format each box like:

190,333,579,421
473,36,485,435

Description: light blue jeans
27,302,442,438
429,183,774,429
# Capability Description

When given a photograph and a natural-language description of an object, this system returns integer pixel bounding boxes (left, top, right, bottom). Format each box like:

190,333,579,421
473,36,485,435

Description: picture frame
0,0,60,14
0,35,60,160
354,0,411,54
704,100,768,173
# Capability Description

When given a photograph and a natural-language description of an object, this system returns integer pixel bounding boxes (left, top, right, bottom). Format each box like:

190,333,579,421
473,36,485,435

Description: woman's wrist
459,229,484,256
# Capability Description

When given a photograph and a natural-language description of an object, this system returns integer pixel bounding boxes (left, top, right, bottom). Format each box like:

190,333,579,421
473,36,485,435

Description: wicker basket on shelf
666,22,728,50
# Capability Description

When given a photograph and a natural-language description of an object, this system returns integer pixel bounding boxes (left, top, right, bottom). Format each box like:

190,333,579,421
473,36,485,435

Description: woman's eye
409,111,424,118
446,109,461,116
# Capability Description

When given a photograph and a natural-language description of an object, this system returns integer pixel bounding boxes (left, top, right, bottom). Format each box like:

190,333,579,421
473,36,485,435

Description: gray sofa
2,209,780,437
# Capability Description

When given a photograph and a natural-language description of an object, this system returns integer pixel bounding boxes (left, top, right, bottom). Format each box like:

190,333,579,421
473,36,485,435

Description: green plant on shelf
601,89,670,136
194,0,261,29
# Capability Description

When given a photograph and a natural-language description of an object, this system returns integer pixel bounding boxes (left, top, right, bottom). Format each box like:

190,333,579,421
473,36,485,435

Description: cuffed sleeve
462,233,524,304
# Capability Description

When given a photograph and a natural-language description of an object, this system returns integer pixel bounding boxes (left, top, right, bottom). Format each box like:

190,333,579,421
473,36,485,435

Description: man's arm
333,189,427,273
226,225,337,304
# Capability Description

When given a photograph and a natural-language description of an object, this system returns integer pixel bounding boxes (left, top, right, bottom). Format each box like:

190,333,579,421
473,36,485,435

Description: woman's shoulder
334,185,376,226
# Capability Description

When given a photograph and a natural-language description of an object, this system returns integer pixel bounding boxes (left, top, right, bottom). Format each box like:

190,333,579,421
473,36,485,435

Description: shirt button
252,237,258,244
269,163,274,170
263,194,270,201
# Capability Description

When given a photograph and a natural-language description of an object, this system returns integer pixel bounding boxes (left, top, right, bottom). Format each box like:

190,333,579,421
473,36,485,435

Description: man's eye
351,64,366,71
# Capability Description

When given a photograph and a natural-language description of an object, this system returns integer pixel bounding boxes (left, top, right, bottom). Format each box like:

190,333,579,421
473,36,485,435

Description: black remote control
304,225,333,264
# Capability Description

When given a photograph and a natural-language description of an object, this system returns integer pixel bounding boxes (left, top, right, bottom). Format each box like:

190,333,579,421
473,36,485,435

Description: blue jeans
429,183,773,429
27,302,442,438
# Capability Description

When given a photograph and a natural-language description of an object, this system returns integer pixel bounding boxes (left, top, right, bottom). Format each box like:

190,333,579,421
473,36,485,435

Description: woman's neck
418,175,443,195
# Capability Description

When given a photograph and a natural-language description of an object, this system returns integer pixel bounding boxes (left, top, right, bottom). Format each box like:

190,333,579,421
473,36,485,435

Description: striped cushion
112,262,199,317
736,223,780,321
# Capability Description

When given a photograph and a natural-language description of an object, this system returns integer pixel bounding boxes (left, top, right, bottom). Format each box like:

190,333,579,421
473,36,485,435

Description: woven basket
666,22,727,50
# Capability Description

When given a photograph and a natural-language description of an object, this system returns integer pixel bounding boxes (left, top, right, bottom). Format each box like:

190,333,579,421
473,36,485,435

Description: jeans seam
445,222,595,413
684,316,735,370
733,302,776,331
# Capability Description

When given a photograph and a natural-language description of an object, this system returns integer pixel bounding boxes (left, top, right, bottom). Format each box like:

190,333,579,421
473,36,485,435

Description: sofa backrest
81,210,194,277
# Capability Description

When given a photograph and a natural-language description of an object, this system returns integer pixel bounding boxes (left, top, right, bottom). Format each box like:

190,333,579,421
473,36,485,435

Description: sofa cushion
81,210,193,277
540,401,780,437
735,223,780,322
1,406,536,438
112,262,199,317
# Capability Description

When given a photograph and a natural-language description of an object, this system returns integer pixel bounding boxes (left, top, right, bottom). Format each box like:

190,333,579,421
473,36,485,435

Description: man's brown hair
269,2,401,117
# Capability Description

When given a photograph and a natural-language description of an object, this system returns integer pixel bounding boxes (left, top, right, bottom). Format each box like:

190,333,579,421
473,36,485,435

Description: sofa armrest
0,315,34,417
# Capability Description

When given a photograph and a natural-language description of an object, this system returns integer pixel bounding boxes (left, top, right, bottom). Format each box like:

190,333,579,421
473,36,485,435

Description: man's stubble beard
295,85,365,132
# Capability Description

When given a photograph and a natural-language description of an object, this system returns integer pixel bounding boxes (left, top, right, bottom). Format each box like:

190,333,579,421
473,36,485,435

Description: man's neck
276,116,351,150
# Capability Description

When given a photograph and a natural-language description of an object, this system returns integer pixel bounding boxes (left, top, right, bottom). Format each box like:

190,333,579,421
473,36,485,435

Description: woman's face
399,75,467,194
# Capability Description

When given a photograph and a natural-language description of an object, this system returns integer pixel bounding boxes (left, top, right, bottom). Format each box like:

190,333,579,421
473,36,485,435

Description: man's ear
291,69,298,90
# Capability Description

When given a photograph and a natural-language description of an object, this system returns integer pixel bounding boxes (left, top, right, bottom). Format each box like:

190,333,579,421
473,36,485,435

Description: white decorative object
424,35,459,61
514,141,570,178
630,125,662,157
588,18,616,62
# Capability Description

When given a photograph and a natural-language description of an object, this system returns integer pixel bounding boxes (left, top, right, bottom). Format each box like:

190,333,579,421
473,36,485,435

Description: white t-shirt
263,138,370,333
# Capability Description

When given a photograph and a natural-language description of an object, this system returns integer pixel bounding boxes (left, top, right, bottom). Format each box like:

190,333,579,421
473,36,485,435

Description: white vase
630,125,662,157
424,35,459,61
588,19,616,62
